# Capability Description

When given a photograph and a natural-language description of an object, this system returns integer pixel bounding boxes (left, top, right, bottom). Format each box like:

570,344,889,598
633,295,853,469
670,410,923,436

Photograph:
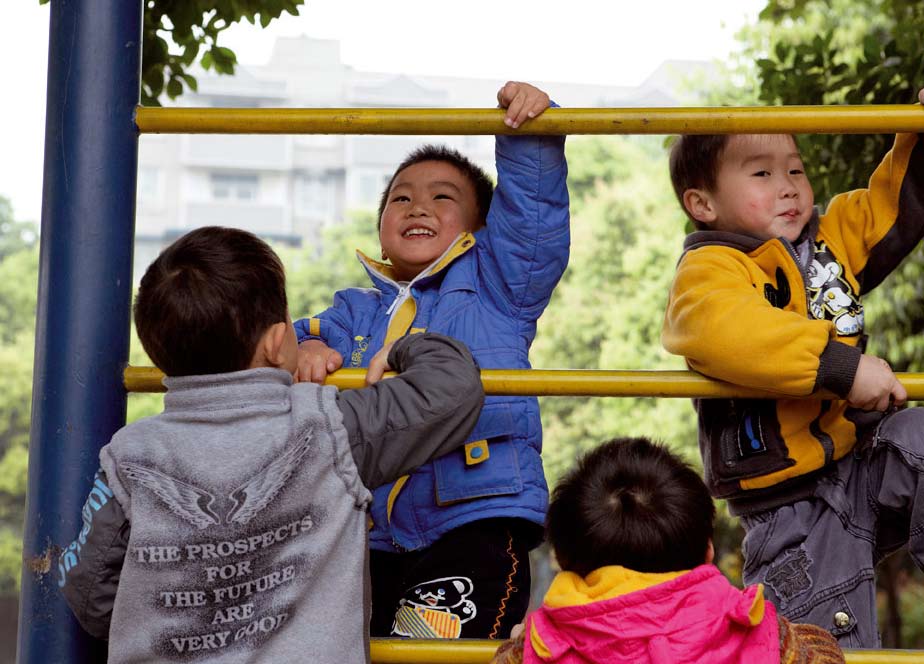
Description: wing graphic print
226,434,313,526
121,462,221,530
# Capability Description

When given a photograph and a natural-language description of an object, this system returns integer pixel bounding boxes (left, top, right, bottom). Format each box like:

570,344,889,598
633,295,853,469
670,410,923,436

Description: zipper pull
385,285,407,316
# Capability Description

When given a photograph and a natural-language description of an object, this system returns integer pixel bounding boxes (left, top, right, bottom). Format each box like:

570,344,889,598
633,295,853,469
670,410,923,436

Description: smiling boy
293,81,569,639
661,109,924,647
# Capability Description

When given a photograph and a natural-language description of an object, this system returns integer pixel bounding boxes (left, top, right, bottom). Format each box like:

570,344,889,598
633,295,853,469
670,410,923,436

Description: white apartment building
134,35,705,277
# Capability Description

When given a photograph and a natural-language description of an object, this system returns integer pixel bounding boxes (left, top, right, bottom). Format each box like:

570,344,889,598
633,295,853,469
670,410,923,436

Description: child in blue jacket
294,81,569,639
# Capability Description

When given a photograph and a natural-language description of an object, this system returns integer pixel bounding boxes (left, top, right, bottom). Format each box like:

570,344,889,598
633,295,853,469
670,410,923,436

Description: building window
359,174,378,207
356,171,390,208
297,174,334,219
210,173,259,201
137,166,161,208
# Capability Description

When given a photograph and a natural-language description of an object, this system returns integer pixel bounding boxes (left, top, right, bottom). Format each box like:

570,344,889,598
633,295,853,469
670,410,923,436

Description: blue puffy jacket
295,132,570,552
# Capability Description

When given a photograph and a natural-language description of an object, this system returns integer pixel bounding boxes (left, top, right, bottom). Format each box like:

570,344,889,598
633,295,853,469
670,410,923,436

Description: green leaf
166,77,183,99
178,72,199,92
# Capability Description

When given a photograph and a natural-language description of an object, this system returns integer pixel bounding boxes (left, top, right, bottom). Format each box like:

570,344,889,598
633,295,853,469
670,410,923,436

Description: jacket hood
526,564,777,664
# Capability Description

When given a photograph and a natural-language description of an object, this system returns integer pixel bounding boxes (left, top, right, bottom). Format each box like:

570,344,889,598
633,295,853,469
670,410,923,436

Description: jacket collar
357,232,477,293
163,367,294,417
682,207,821,255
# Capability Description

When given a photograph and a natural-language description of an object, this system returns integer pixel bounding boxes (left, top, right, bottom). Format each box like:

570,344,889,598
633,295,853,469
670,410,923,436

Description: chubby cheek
802,188,815,209
747,192,775,214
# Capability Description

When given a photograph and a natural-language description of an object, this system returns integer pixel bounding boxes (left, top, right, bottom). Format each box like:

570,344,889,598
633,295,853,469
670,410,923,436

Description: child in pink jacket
491,437,844,664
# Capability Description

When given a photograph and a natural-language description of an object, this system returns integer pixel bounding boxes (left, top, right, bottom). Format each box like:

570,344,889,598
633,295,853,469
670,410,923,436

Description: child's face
379,160,480,281
693,134,814,243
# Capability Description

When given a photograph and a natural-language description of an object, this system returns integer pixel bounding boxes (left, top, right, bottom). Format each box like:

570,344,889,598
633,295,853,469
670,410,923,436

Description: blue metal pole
18,0,141,661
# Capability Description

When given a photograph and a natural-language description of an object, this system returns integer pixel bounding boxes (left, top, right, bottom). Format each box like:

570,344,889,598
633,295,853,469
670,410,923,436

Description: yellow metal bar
367,640,922,664
135,105,924,136
844,652,924,664
124,365,924,400
370,639,495,664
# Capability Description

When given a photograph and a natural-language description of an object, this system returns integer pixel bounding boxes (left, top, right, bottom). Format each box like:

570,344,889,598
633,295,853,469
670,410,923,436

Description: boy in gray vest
58,226,484,664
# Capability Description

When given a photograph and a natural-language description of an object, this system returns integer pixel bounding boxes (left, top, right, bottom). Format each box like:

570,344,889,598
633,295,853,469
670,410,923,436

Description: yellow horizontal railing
135,105,924,135
367,640,921,663
124,366,924,400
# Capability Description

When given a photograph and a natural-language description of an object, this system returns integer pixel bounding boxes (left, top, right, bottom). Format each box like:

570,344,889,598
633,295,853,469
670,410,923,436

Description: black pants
369,518,532,639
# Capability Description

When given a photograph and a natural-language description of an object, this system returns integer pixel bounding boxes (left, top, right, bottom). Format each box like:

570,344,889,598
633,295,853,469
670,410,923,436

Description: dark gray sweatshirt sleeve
337,333,484,489
58,469,130,640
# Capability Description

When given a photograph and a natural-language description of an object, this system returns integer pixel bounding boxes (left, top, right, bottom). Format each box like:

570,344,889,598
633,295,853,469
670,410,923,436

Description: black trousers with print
369,518,533,639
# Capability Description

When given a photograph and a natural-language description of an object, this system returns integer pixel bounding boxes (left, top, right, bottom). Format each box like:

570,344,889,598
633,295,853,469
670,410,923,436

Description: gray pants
740,408,924,648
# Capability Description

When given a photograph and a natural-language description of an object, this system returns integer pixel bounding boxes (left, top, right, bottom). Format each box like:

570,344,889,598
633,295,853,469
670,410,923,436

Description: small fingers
313,357,332,384
499,82,549,128
297,357,321,384
365,363,384,386
525,90,550,119
892,380,908,408
327,350,343,373
364,347,390,386
497,80,519,109
875,394,892,412
505,92,529,128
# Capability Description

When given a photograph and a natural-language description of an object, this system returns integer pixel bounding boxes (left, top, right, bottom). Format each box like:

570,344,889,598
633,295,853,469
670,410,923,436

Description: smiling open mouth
403,227,436,238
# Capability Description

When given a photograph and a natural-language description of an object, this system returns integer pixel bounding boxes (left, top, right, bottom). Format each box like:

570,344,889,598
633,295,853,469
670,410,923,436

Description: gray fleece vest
100,368,373,664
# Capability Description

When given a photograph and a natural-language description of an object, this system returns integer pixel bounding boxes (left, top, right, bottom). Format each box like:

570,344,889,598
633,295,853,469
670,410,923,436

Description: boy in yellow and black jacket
662,92,924,649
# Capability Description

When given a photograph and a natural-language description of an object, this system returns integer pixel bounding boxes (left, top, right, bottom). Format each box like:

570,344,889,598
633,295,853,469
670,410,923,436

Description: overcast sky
1,1,763,223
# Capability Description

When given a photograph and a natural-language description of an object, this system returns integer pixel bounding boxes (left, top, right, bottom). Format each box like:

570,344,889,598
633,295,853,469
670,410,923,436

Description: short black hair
547,437,715,576
668,134,731,228
376,144,494,230
135,226,288,377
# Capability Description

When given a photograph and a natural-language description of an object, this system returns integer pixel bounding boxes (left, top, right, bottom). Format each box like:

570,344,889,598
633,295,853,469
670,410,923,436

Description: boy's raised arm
480,82,570,319
337,333,484,489
823,131,924,294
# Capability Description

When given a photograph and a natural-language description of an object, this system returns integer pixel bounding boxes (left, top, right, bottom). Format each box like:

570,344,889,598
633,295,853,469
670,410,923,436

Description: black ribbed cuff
814,340,862,397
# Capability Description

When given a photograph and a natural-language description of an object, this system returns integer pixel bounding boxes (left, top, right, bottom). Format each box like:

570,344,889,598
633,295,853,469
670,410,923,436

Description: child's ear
682,189,717,225
704,539,715,565
381,249,389,261
252,322,289,369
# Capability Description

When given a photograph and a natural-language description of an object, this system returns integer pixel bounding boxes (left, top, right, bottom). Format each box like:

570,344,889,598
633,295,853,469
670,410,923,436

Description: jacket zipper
779,238,812,316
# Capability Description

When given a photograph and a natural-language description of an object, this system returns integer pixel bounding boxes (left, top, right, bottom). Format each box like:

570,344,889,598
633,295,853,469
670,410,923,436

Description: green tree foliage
283,212,380,319
38,0,305,106
529,137,746,584
532,136,697,483
751,0,920,201
0,199,37,594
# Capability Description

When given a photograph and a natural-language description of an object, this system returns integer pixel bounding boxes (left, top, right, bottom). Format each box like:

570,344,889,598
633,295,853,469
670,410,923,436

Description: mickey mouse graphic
392,576,477,639
806,242,863,337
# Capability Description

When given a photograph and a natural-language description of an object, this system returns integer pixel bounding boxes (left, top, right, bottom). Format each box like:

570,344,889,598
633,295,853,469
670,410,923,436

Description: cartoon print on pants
392,576,477,639
806,241,863,336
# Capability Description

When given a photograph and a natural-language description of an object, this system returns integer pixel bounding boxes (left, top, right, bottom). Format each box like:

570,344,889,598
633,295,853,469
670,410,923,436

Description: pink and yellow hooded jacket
523,564,778,664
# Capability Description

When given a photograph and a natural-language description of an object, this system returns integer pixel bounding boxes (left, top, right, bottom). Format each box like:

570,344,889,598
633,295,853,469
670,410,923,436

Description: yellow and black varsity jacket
662,133,924,515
